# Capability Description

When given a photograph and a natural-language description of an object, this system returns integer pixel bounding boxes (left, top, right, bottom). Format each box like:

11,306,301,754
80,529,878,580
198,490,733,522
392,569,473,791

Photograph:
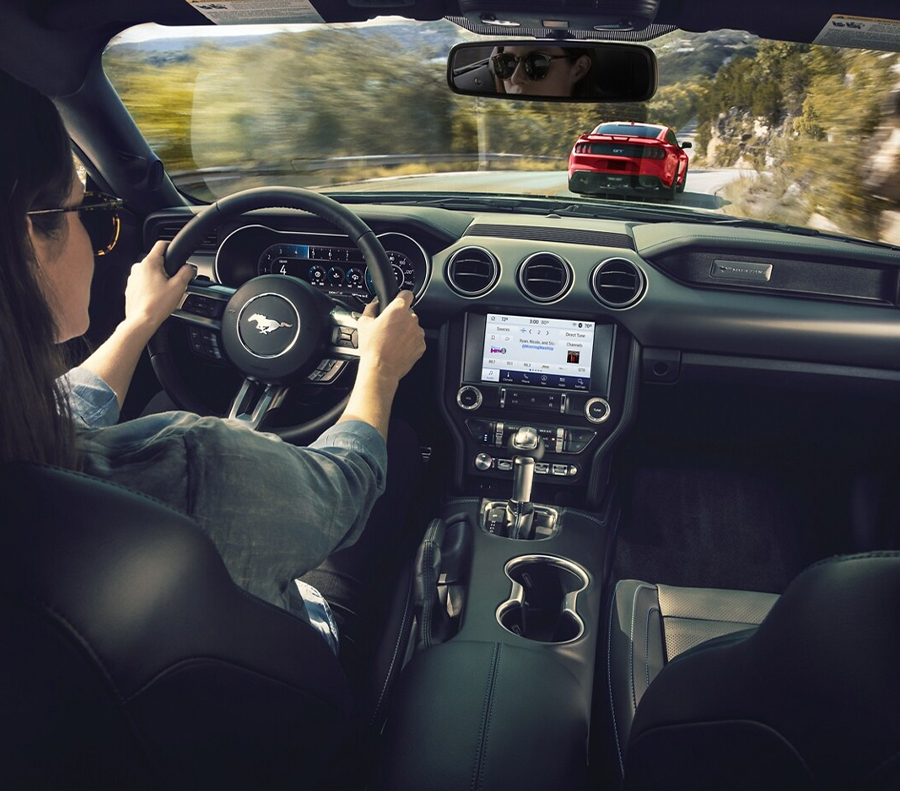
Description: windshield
104,19,900,246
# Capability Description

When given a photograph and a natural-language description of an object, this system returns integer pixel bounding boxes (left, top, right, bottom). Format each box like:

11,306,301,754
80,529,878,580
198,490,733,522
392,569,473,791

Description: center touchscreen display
481,313,594,391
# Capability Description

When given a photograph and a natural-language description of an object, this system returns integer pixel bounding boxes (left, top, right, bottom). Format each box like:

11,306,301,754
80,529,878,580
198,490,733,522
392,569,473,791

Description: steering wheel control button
584,397,611,424
182,293,225,319
333,327,358,349
188,327,224,360
317,360,346,383
474,452,493,471
457,386,483,411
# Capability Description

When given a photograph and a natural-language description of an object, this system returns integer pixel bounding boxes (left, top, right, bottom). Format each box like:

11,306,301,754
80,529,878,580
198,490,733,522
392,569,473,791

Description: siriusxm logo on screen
490,347,507,354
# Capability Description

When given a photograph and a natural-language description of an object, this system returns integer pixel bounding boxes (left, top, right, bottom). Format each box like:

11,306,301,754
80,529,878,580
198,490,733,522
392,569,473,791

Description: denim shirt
60,367,385,650
58,367,122,428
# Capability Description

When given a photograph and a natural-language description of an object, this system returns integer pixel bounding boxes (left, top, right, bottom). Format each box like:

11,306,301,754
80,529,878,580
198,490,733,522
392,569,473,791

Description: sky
111,16,406,44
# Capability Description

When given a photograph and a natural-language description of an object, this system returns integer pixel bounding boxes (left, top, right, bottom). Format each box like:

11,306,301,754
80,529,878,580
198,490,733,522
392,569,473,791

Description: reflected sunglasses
491,52,571,81
27,191,123,256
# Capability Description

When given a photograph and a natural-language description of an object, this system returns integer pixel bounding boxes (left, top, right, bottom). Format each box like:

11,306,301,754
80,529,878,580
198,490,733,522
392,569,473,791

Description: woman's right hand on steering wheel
357,290,426,386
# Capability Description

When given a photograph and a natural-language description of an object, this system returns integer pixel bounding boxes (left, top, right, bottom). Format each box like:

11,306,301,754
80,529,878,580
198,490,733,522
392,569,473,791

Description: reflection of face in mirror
491,46,592,97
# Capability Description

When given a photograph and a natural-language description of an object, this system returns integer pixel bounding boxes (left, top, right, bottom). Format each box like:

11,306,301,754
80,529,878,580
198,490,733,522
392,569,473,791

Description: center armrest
374,640,588,791
373,499,614,791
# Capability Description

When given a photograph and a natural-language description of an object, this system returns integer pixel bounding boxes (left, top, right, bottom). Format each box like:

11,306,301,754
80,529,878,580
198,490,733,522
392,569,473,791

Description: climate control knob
584,397,611,424
457,385,483,411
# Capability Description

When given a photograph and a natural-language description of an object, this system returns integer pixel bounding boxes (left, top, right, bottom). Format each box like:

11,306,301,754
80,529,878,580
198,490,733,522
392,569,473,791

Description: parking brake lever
507,427,544,540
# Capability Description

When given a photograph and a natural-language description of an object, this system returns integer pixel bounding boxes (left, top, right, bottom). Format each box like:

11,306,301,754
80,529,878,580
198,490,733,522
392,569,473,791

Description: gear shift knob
504,427,544,540
511,456,535,503
510,426,541,455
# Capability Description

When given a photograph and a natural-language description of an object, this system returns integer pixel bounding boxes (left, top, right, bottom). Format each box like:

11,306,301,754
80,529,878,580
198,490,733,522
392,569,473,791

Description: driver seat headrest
0,462,352,791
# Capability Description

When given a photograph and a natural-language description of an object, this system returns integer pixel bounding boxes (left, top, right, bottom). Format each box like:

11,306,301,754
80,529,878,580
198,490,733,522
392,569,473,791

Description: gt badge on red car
568,121,691,200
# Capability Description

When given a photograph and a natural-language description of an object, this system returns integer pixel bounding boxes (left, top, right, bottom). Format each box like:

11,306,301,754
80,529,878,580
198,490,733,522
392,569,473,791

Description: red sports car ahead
568,121,691,199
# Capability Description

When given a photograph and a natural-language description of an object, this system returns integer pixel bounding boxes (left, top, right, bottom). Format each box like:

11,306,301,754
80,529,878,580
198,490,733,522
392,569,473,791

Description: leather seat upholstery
0,463,353,791
607,579,778,776
610,553,900,790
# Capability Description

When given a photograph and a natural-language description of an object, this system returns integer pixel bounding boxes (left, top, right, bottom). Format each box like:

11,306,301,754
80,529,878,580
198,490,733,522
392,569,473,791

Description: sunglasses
27,191,123,256
491,52,571,81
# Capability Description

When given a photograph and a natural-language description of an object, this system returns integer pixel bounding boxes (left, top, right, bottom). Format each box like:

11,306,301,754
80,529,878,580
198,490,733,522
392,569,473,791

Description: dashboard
147,201,900,504
153,202,900,373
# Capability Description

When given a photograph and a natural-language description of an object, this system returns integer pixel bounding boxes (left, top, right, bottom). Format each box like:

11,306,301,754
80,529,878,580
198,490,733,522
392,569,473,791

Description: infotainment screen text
481,314,594,391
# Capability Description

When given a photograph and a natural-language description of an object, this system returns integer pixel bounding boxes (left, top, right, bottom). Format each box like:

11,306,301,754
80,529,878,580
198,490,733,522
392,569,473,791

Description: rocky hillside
696,41,900,244
861,86,900,244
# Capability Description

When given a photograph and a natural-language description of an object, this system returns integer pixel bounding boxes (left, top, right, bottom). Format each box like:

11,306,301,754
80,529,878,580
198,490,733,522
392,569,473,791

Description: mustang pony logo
246,313,293,335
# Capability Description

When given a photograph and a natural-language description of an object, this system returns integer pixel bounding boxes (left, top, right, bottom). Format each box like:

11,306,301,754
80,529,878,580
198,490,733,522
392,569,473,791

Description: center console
373,312,638,790
375,495,614,791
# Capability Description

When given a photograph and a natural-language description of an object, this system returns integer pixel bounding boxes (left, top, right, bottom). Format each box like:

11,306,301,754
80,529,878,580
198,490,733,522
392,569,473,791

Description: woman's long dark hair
0,70,77,466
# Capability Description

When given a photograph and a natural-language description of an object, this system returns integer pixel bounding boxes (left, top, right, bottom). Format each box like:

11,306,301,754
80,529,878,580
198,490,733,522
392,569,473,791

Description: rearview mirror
448,40,657,102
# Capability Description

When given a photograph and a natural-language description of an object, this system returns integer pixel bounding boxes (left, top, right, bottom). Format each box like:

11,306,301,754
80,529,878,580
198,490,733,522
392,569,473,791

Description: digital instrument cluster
214,226,430,302
258,243,406,301
256,232,426,302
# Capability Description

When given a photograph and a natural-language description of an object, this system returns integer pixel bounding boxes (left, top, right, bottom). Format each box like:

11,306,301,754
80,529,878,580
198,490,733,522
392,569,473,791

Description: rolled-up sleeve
78,414,388,610
58,367,120,428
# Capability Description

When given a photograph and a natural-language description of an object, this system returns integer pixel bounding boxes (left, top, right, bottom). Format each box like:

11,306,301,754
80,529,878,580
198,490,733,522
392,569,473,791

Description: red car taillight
572,140,668,158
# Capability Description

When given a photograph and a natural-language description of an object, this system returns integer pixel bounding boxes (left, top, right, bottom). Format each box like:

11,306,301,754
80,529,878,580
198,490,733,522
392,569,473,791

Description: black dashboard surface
146,203,900,377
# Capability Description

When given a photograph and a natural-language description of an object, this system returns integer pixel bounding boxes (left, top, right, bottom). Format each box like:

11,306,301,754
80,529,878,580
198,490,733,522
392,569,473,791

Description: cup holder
496,555,589,644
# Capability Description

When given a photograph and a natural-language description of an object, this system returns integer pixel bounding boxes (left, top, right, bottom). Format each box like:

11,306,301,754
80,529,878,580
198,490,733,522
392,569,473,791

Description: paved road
336,168,754,212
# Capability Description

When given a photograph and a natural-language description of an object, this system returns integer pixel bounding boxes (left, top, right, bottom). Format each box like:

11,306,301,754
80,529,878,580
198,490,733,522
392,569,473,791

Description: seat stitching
629,583,656,711
862,746,900,786
477,643,502,791
369,571,415,729
628,718,819,783
422,537,435,649
34,599,124,701
796,550,900,582
607,580,628,779
442,497,482,507
663,614,773,626
645,606,660,690
470,642,501,791
421,519,442,649
565,497,615,528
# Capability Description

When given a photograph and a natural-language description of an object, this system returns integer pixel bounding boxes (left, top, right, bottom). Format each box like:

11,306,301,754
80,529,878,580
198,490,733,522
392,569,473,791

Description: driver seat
0,462,353,791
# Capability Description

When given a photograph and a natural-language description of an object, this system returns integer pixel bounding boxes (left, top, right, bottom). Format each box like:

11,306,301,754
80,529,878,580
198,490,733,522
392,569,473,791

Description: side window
74,154,87,185
666,131,678,147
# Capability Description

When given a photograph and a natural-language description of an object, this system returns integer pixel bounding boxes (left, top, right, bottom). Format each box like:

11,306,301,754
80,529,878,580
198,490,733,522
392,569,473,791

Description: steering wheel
148,187,399,444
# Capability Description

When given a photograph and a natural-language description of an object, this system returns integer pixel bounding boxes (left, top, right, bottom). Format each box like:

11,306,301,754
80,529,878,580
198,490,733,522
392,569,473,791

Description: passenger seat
607,553,900,790
607,580,779,774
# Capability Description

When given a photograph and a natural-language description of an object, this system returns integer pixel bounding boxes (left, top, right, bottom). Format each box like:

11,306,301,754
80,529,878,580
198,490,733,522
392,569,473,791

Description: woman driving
0,69,426,681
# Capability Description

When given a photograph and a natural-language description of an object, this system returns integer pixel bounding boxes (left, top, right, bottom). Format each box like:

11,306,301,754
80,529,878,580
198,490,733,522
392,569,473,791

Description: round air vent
591,257,646,309
517,253,572,303
446,246,500,297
